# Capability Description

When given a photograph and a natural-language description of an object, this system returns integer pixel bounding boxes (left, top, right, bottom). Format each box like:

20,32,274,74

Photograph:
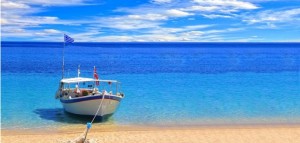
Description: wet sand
2,125,300,143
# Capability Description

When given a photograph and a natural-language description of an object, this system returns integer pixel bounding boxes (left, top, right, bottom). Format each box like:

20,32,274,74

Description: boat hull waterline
60,95,122,116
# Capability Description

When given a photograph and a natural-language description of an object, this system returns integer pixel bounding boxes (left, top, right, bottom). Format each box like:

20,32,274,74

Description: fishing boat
55,34,124,117
55,75,124,117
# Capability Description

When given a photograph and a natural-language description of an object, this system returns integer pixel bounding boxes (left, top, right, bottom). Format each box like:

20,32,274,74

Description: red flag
94,66,99,86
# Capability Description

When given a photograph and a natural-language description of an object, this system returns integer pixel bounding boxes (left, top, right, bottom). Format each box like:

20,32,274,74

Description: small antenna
78,65,81,77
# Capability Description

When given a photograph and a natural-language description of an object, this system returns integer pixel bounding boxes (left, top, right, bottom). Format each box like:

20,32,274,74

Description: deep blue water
1,42,300,129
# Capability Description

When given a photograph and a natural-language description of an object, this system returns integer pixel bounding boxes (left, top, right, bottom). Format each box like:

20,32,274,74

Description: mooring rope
82,91,106,143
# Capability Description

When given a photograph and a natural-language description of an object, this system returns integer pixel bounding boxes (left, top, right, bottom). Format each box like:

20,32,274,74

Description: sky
1,0,300,42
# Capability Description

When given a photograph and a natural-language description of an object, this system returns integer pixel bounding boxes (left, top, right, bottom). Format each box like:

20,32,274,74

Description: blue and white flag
64,34,74,43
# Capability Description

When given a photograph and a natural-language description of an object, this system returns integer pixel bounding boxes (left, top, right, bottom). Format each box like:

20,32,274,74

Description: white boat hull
60,95,122,117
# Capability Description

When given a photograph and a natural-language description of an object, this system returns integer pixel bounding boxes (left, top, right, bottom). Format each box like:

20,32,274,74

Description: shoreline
2,124,300,143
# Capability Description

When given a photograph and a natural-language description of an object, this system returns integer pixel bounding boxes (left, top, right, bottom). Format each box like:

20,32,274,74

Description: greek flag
64,34,74,43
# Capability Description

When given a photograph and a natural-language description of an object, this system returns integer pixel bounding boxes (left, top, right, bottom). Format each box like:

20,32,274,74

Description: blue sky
1,0,300,42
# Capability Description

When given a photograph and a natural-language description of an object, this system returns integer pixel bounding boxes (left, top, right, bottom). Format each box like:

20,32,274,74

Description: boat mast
62,36,65,79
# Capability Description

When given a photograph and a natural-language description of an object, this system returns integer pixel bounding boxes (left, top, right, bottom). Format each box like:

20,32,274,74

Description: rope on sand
68,92,106,143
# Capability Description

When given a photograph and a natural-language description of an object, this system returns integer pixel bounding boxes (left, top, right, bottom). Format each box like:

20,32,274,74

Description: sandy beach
2,125,300,143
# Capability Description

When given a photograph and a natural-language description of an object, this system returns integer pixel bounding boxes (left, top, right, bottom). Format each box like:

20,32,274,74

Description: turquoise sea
1,42,300,129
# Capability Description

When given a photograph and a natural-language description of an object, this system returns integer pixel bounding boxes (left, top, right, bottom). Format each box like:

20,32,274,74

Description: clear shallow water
1,42,300,129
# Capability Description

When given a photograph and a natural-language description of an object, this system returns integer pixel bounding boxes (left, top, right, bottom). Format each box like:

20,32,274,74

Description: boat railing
57,77,123,99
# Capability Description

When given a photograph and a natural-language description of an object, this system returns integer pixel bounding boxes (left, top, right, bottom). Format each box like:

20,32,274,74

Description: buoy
87,122,92,129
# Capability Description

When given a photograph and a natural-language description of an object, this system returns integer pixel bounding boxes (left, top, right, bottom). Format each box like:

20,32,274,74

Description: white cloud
1,0,89,25
166,9,194,17
0,0,266,42
193,0,258,10
182,30,204,36
205,28,243,34
151,0,172,4
1,0,92,40
136,34,181,41
202,14,233,19
127,14,168,21
276,38,300,42
1,19,8,25
145,24,212,35
94,16,162,30
115,0,258,22
181,5,218,12
184,24,213,30
90,8,199,31
177,0,259,20
243,8,300,29
1,1,30,9
92,34,168,42
93,26,242,42
1,15,77,27
43,29,62,34
1,27,63,39
8,0,89,6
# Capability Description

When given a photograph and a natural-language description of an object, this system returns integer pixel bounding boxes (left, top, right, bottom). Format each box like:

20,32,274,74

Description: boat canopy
60,77,118,84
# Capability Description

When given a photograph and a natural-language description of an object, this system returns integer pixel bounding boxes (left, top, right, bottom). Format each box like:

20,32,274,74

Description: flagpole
62,35,65,79
62,34,74,79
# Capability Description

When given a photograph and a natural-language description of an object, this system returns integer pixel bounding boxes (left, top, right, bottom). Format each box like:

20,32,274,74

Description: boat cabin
56,77,121,99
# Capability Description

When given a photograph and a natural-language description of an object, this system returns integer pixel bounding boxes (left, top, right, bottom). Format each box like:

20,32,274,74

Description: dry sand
2,124,300,143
